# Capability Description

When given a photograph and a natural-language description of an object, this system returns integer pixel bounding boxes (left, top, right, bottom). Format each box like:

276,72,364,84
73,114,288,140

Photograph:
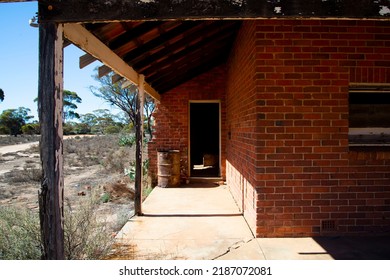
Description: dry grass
0,135,40,147
0,196,120,260
63,135,136,173
104,242,182,260
2,162,42,184
0,133,153,260
63,193,115,260
2,134,137,184
0,206,42,260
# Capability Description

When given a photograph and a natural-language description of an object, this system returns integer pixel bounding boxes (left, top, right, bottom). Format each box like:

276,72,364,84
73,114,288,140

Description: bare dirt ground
0,134,136,234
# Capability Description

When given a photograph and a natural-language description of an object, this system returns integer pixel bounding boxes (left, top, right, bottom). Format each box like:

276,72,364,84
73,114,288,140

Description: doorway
189,102,220,177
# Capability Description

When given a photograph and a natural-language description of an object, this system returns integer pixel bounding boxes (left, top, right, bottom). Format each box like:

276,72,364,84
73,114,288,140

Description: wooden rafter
81,19,241,94
158,54,228,93
141,25,239,77
108,21,162,51
63,23,161,102
151,48,229,92
79,53,97,69
98,65,111,78
112,21,182,58
123,21,200,65
111,74,123,84
132,21,237,72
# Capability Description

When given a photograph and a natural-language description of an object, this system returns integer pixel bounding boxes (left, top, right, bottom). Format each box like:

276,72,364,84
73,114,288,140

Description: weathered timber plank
39,0,390,22
112,74,124,84
98,65,112,78
38,22,65,260
134,74,145,216
121,79,133,89
79,53,97,69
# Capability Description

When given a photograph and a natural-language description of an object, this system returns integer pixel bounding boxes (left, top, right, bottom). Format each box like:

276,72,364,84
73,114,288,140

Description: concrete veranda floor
115,183,390,260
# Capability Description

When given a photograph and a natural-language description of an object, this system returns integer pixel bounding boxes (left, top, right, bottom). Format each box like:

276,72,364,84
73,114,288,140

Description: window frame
348,83,390,147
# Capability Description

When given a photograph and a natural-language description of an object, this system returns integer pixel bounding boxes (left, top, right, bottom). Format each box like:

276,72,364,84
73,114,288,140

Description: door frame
188,100,221,178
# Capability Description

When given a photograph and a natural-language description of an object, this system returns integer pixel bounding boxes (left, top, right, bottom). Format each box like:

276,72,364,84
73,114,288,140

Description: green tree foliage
80,113,98,128
21,122,40,135
0,107,33,136
34,90,82,123
88,109,125,134
0,88,4,103
63,90,82,122
61,110,127,135
90,71,155,137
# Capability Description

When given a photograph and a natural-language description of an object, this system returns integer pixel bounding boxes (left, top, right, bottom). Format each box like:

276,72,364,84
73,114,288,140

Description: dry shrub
26,143,39,153
103,178,135,203
23,164,42,182
2,164,42,184
1,134,139,259
64,137,102,167
0,195,117,260
0,135,40,147
102,147,134,173
63,135,134,172
104,243,137,260
64,193,115,260
0,206,42,260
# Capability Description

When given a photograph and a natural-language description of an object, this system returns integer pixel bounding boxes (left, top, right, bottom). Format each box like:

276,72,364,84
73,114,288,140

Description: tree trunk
38,22,65,260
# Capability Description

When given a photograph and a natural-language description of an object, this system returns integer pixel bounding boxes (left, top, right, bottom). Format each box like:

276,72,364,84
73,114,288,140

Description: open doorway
189,102,220,177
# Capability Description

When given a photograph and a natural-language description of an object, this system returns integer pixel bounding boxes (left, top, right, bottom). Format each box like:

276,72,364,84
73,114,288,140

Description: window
349,84,390,146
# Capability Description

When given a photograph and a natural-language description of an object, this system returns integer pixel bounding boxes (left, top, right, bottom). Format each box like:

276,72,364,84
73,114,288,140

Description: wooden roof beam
141,26,238,76
150,48,229,89
111,74,124,84
123,21,200,65
39,0,390,22
79,53,97,69
63,23,160,102
133,21,239,72
108,21,162,51
156,53,228,93
98,65,111,78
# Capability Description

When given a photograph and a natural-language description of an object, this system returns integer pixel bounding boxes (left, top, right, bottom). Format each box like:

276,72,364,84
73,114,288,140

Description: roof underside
83,20,242,94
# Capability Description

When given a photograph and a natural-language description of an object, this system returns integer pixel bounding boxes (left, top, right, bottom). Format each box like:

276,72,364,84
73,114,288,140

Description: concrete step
188,177,225,184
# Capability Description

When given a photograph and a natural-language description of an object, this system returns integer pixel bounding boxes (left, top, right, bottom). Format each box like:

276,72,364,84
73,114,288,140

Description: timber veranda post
38,22,65,260
135,74,145,216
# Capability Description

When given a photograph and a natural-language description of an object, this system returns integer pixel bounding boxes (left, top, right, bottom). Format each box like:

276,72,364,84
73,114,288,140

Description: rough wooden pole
134,75,145,216
38,22,65,260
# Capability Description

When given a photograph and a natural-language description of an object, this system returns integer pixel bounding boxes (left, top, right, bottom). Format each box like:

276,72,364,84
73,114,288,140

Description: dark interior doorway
190,102,220,177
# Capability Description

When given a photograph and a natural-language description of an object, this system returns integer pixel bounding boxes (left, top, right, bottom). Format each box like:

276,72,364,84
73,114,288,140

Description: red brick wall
149,19,390,238
226,21,258,232
251,19,390,237
148,65,227,184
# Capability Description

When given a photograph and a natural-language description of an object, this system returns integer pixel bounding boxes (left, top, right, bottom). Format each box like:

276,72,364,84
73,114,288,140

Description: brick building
148,19,390,237
35,0,390,258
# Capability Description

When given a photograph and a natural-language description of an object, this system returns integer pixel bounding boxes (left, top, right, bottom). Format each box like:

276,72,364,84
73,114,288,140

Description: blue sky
0,1,115,120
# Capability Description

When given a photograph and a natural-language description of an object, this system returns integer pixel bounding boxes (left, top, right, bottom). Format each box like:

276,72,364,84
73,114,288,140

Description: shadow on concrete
143,213,242,217
312,236,390,260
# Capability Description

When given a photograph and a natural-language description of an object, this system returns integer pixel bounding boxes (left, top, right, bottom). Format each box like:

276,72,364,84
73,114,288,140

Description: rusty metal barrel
157,150,180,188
